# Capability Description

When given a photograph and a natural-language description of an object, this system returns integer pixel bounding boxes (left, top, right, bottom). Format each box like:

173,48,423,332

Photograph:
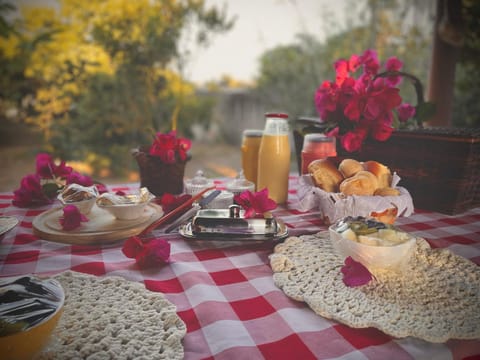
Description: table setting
1,49,480,360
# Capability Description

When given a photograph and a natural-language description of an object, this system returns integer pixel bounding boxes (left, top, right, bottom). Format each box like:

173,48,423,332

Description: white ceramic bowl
0,276,65,360
58,196,96,215
96,202,149,220
329,218,417,273
57,185,98,215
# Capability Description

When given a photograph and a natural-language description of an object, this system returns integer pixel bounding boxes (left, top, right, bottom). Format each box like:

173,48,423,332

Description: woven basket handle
373,70,425,128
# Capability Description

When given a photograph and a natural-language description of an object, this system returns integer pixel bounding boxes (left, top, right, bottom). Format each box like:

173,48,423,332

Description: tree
255,34,326,120
1,0,233,176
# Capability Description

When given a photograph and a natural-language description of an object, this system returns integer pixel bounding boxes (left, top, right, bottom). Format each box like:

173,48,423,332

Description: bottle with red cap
256,112,291,204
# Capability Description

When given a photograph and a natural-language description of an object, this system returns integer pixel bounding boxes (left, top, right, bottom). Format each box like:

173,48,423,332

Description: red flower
341,256,373,287
122,236,170,269
385,56,403,86
59,204,88,230
158,193,192,213
122,236,144,258
12,174,51,207
149,130,191,164
341,129,367,153
234,188,277,219
315,49,418,152
397,103,416,122
66,172,93,187
36,153,72,179
12,153,97,207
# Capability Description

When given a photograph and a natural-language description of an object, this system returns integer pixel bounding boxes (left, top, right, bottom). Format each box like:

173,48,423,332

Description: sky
183,0,344,84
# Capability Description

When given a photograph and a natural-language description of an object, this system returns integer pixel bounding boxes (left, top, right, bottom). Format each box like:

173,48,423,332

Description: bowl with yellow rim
0,276,65,360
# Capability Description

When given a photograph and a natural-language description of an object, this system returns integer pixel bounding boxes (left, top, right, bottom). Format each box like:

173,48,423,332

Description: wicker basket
293,124,480,214
333,128,480,215
132,146,188,196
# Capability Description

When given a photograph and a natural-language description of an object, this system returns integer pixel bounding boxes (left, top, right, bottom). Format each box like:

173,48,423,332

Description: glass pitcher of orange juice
256,112,290,204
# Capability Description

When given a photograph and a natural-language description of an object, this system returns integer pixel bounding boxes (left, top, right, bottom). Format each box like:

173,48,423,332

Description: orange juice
256,113,290,204
241,130,263,189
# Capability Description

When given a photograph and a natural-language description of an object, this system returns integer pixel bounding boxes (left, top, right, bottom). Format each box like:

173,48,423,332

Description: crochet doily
39,271,186,359
270,232,480,343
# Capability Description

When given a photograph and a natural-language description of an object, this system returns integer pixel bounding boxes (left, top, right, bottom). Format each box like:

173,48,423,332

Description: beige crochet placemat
270,232,480,343
40,271,186,360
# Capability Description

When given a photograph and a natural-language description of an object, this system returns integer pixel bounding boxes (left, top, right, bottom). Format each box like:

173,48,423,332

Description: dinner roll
374,187,400,196
339,170,379,196
308,159,344,192
338,159,364,178
363,160,392,188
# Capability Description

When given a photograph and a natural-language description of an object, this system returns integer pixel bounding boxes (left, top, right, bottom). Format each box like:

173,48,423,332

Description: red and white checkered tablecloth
1,176,479,360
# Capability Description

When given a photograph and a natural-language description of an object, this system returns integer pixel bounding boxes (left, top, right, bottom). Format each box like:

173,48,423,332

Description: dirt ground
0,141,242,192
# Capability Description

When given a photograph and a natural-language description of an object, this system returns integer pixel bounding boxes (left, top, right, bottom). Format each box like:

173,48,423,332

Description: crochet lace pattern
40,271,186,359
270,232,480,343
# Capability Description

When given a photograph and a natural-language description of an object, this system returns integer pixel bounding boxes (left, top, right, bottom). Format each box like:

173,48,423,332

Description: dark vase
132,146,189,197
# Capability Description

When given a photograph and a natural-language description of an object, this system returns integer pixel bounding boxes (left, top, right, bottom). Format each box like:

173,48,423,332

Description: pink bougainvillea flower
122,236,171,269
149,130,191,164
385,56,403,86
314,80,339,120
334,59,349,85
177,138,192,161
370,121,394,141
135,239,171,268
341,129,367,153
315,49,419,152
36,153,72,179
66,172,93,187
36,153,55,178
157,193,192,213
360,49,380,75
234,188,277,219
341,256,373,287
397,103,416,122
59,205,88,231
122,235,144,258
12,174,51,207
348,53,361,72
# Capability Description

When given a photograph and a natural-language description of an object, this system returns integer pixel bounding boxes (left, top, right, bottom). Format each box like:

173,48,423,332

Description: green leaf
42,182,61,199
415,101,436,125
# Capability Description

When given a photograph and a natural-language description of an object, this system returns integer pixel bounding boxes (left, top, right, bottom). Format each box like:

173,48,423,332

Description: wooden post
426,0,464,127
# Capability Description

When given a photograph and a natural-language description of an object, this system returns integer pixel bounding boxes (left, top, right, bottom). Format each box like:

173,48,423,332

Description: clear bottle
256,112,291,204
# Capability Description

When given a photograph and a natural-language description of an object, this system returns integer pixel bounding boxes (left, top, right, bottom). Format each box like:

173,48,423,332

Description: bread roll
374,187,400,196
308,159,344,192
339,170,378,196
363,161,392,188
338,159,364,178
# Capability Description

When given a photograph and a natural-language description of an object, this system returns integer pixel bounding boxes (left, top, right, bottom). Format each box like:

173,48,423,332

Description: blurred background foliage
0,0,478,180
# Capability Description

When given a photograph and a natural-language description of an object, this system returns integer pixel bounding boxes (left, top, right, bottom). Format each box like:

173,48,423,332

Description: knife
164,190,221,233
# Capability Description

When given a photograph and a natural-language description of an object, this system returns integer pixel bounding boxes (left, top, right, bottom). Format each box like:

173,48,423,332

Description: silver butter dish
179,205,288,241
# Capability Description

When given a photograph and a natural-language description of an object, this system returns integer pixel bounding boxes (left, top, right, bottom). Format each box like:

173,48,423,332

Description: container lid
242,129,263,137
184,170,214,195
265,112,289,119
226,171,255,194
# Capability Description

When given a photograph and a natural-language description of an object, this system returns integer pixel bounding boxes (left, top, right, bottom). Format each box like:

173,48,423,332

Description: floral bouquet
12,153,95,208
315,49,432,153
132,130,192,196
